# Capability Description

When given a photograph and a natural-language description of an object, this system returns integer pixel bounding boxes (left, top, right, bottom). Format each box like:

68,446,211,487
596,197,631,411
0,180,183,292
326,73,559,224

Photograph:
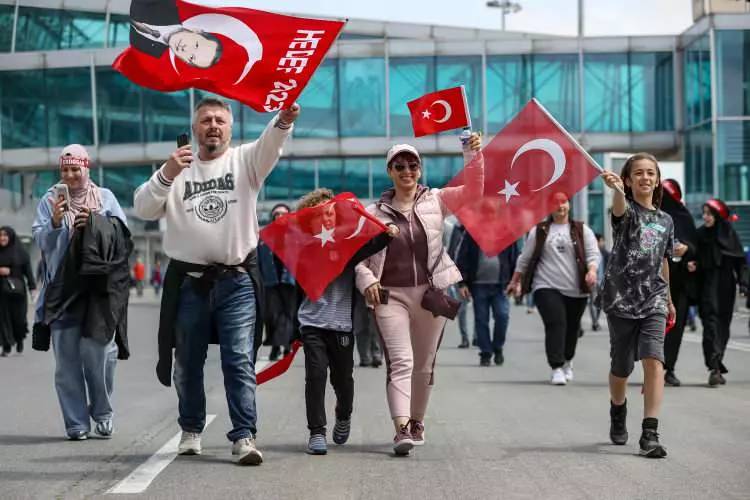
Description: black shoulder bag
420,247,461,320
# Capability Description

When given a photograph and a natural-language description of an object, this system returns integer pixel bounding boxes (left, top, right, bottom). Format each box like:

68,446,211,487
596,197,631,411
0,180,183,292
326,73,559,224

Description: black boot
493,348,504,366
708,370,722,387
664,370,681,387
609,400,628,445
639,418,667,458
458,338,469,349
269,346,280,361
16,341,23,354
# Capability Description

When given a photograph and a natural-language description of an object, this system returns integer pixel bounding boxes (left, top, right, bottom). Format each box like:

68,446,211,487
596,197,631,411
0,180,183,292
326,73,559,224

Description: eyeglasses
389,163,420,172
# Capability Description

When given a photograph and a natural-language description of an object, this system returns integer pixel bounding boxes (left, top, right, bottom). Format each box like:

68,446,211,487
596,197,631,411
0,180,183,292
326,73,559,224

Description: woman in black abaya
696,199,747,387
660,180,698,387
0,226,36,356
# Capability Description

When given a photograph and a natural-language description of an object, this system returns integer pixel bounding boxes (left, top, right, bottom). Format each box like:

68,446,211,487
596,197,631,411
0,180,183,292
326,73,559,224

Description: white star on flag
314,225,336,247
498,180,521,203
421,109,431,119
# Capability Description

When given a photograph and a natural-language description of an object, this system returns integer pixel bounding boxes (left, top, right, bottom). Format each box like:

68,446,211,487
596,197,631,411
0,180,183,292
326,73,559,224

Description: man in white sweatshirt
134,97,299,465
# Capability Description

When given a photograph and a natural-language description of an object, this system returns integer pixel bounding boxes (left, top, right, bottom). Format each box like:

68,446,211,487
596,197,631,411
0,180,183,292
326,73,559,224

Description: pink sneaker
393,424,414,456
409,420,425,446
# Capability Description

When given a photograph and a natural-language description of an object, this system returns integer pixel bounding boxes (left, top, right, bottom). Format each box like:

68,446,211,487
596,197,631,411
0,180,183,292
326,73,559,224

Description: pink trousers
373,285,447,420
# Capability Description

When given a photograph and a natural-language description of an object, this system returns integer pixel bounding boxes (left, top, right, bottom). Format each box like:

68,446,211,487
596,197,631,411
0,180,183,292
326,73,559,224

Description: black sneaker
332,418,351,445
664,371,681,387
371,359,382,368
639,428,667,458
493,349,504,366
359,361,369,367
268,346,280,361
609,401,628,445
718,373,726,385
592,322,600,331
16,341,23,354
708,370,722,387
458,339,469,349
479,355,491,367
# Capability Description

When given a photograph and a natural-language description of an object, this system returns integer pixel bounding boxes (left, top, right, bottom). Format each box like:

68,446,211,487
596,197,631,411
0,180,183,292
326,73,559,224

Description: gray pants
354,291,381,365
607,313,666,378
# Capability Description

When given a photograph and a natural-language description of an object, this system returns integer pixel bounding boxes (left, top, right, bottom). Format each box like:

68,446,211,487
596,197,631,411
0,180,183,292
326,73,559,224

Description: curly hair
297,188,334,210
620,152,663,208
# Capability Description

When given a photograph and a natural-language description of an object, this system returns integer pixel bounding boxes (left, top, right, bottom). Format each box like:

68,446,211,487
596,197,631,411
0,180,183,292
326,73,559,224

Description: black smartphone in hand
378,288,390,305
177,133,189,147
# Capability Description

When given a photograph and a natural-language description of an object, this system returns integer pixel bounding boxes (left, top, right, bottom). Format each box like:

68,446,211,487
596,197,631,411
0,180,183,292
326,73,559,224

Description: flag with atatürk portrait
114,0,345,112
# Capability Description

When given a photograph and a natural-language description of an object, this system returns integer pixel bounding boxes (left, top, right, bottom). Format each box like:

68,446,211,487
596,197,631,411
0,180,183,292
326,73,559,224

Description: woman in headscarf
0,226,35,356
659,180,698,387
32,144,128,440
696,198,747,387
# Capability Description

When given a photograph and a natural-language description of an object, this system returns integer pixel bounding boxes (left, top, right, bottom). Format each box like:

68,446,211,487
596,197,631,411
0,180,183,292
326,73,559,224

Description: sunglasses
390,163,420,172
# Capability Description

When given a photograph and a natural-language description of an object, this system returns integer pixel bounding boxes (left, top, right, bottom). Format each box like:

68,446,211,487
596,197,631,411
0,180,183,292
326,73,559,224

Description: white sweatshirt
134,116,292,266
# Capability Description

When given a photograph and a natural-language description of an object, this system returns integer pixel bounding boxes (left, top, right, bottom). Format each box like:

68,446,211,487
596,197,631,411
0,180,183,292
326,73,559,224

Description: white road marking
107,414,217,495
108,360,269,495
682,333,750,353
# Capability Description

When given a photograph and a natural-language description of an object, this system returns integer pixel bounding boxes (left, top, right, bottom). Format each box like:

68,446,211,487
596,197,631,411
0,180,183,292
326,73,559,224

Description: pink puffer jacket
355,152,484,294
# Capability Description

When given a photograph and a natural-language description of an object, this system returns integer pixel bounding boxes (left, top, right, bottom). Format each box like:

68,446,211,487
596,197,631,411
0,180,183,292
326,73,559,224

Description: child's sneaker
393,424,414,456
307,434,327,455
332,418,351,445
639,428,667,458
409,420,425,446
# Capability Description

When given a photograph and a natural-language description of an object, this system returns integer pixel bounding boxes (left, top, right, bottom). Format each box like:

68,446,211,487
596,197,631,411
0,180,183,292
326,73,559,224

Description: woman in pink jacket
356,133,483,456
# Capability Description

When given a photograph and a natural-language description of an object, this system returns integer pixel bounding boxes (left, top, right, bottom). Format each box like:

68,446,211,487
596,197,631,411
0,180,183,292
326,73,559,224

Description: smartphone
378,287,390,305
177,133,190,148
52,183,70,209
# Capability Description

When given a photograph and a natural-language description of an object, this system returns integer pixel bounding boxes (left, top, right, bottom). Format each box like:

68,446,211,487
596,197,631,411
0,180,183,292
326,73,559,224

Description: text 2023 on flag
442,99,602,257
407,86,471,137
114,1,345,112
259,193,387,301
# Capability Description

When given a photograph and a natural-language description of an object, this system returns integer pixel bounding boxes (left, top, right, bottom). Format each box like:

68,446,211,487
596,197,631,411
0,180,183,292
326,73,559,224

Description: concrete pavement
1,302,749,499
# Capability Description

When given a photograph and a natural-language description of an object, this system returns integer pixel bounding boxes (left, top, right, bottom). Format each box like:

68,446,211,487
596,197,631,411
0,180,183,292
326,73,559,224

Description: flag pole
460,85,472,130
531,98,626,196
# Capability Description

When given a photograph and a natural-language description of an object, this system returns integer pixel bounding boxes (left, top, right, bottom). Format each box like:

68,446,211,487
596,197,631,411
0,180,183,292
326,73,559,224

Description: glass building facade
0,4,749,240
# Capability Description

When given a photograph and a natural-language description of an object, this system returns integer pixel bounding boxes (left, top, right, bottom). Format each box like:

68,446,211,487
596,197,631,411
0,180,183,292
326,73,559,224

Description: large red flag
113,1,345,112
260,193,387,301
407,86,471,137
443,99,602,256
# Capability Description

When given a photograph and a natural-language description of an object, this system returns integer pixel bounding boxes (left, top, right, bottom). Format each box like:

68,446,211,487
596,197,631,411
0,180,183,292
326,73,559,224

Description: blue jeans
470,284,510,356
52,324,118,435
174,273,257,442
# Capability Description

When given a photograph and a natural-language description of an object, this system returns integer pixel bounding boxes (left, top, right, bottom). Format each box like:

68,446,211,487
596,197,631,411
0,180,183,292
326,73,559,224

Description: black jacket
156,251,265,387
38,214,133,359
455,232,518,289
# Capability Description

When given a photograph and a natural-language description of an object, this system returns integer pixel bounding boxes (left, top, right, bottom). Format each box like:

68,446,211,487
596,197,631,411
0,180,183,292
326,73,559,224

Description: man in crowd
134,97,299,465
456,232,519,366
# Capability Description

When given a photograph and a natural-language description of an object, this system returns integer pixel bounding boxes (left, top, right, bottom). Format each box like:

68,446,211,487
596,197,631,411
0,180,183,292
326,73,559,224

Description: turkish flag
443,99,602,256
113,1,345,112
407,86,471,137
259,193,387,301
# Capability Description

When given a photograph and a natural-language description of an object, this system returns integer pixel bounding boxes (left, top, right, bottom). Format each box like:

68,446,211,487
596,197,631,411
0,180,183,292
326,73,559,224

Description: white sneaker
232,437,263,465
551,368,567,385
178,432,202,455
562,362,574,382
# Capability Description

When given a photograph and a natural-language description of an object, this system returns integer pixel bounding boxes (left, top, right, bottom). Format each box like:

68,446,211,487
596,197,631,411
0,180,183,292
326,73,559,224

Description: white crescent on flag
431,100,453,124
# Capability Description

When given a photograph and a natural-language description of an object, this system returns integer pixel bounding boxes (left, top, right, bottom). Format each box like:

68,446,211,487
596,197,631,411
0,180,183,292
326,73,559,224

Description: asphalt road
1,297,749,499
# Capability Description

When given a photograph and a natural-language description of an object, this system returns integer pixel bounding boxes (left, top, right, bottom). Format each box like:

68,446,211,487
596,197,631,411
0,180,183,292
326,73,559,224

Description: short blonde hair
297,188,334,210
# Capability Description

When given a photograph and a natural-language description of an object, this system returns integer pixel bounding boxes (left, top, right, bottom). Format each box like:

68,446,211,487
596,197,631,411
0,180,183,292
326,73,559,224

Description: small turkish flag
259,193,388,301
114,1,345,112
443,99,602,256
407,86,471,137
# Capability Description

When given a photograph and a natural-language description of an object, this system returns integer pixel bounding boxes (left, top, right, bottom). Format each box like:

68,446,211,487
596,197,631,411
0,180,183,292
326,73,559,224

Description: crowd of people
2,96,748,464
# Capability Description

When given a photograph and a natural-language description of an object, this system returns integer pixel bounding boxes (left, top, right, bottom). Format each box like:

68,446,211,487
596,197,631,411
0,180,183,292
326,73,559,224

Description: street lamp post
486,0,522,31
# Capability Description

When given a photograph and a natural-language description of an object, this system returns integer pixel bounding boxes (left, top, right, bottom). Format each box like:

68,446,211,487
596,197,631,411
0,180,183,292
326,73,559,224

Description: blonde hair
297,188,334,210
